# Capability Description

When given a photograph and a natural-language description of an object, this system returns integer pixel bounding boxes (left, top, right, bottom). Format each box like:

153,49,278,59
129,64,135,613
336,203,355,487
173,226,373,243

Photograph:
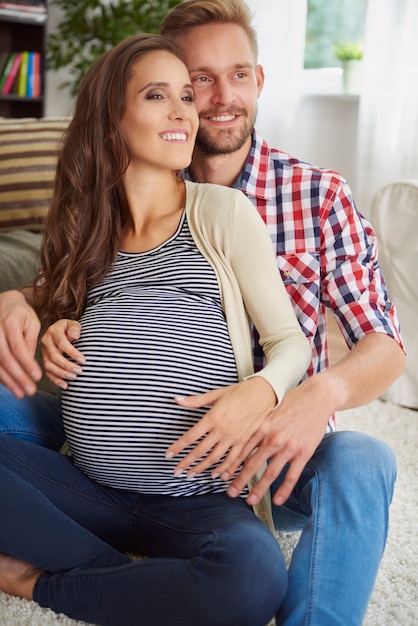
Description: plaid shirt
187,130,403,429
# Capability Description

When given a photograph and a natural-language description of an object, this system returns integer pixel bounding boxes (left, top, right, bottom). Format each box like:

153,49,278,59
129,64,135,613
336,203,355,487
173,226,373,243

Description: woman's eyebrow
138,81,194,93
138,81,169,93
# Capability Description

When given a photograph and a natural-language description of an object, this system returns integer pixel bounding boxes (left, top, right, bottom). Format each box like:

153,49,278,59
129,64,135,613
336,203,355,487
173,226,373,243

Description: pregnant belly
61,291,238,494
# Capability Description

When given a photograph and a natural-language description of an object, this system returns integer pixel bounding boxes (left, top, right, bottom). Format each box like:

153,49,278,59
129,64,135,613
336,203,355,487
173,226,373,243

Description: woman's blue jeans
0,385,397,626
0,431,286,626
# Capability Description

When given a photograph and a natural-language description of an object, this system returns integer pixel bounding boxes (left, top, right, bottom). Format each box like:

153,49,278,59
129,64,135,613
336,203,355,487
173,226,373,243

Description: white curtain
246,0,307,148
356,0,418,217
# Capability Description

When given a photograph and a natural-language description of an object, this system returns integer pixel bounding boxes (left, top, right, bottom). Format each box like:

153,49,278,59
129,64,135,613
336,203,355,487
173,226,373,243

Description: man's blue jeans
271,431,396,626
0,385,397,626
0,431,286,626
0,387,65,450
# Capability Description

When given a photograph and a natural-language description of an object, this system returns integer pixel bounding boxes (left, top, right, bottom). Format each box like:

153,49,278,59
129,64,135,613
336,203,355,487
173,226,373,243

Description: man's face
175,22,264,155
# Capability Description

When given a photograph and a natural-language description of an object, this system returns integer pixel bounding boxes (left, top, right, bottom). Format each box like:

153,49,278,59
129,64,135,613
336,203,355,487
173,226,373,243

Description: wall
245,0,361,202
278,95,360,200
45,4,74,117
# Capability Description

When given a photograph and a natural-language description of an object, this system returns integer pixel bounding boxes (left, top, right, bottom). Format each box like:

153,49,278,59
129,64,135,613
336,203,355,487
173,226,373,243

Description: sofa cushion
0,228,59,394
370,179,418,409
0,229,42,292
0,117,70,232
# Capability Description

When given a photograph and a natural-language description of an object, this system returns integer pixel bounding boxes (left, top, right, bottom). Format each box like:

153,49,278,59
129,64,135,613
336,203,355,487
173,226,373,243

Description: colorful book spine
33,52,41,97
0,53,16,92
1,52,22,95
0,0,46,8
0,2,46,11
27,51,41,97
17,50,29,96
26,50,34,96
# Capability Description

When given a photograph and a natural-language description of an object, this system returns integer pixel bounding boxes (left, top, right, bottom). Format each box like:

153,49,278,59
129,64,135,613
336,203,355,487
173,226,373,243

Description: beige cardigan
186,181,311,530
185,180,310,403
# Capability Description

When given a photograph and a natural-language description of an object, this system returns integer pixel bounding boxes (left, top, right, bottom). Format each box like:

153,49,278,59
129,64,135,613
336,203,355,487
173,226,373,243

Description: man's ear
255,64,265,97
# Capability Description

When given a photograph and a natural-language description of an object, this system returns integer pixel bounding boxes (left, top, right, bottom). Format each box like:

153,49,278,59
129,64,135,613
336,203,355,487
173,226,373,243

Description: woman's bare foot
0,552,43,600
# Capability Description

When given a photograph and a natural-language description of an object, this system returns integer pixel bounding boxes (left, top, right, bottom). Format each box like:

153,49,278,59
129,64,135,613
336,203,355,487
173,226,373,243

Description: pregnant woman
0,33,310,626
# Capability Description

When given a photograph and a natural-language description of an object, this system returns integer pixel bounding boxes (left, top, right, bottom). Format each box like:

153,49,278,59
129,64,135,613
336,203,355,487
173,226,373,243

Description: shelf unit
0,5,47,118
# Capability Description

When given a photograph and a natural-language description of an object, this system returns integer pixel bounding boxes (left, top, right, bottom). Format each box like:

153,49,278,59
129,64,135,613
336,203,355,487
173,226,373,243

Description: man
0,1,405,624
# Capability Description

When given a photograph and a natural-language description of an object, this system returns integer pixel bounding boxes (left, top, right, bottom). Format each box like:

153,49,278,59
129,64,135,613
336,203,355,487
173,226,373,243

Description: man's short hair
160,0,258,61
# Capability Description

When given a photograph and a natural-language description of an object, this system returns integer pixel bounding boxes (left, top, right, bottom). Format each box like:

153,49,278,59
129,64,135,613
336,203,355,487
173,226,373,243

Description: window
304,0,367,69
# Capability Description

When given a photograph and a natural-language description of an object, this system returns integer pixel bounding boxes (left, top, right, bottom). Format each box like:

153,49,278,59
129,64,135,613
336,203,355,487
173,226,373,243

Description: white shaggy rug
0,398,416,625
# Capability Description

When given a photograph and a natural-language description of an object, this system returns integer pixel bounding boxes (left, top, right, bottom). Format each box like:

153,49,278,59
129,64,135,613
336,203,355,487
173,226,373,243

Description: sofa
0,116,71,290
0,115,71,392
370,180,418,409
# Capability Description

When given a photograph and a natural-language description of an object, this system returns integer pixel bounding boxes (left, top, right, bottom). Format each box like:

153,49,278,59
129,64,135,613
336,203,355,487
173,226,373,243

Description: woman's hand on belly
165,377,277,479
41,319,85,389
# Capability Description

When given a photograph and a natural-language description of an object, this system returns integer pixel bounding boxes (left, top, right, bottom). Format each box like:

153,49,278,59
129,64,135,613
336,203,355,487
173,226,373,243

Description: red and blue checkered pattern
187,130,403,431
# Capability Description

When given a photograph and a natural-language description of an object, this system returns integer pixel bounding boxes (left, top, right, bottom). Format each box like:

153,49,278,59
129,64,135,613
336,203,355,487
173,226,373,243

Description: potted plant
47,0,182,96
333,41,364,94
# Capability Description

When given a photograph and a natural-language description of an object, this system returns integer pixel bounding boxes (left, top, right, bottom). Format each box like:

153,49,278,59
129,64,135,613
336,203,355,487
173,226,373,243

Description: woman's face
120,50,199,173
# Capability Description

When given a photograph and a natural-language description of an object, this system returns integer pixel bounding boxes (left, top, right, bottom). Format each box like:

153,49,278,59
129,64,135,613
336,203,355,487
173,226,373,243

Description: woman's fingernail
165,451,174,459
174,395,186,401
72,367,83,375
212,472,219,479
187,472,196,480
246,494,258,505
174,469,183,477
227,487,238,497
76,357,86,365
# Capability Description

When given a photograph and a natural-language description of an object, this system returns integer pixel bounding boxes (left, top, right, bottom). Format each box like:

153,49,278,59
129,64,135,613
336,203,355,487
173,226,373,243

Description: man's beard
195,107,257,155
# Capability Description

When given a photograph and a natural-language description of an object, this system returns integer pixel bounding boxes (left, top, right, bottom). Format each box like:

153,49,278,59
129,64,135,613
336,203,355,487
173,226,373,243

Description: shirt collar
184,129,276,201
234,129,277,201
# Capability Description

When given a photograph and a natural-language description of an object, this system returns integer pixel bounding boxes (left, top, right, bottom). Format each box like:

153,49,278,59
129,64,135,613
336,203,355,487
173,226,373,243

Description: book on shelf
17,49,28,96
0,0,46,11
0,52,14,92
26,50,41,97
1,51,22,95
0,50,42,98
26,50,33,96
0,1,47,22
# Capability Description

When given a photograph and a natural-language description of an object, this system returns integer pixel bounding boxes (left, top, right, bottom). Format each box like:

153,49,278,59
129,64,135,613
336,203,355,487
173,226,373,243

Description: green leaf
47,0,182,96
333,41,364,61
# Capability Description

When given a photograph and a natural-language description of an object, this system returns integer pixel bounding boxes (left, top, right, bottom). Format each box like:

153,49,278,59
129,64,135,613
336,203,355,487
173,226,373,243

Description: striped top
61,213,240,496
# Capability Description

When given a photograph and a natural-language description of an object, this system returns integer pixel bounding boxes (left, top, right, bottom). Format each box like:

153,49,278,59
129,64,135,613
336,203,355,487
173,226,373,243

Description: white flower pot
342,59,363,94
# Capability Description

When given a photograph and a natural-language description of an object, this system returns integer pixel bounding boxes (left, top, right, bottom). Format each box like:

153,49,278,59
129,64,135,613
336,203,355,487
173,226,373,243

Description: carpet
0,398,416,625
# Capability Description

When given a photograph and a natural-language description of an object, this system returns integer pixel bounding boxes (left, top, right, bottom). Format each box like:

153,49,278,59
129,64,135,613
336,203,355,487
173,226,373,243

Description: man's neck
189,142,251,188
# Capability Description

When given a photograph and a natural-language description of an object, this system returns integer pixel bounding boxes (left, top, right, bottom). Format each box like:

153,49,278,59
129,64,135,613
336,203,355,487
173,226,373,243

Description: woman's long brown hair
35,34,184,324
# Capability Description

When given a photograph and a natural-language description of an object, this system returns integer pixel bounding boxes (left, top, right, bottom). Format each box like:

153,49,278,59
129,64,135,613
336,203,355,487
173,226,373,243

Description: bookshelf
0,2,47,118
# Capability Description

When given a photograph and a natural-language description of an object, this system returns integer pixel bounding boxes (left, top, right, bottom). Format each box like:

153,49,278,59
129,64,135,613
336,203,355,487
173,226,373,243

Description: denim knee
317,431,397,493
0,386,64,450
271,430,397,532
209,520,287,626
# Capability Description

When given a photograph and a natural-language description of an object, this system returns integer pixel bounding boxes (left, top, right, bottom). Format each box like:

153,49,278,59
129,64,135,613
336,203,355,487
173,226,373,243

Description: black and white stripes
62,214,239,496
